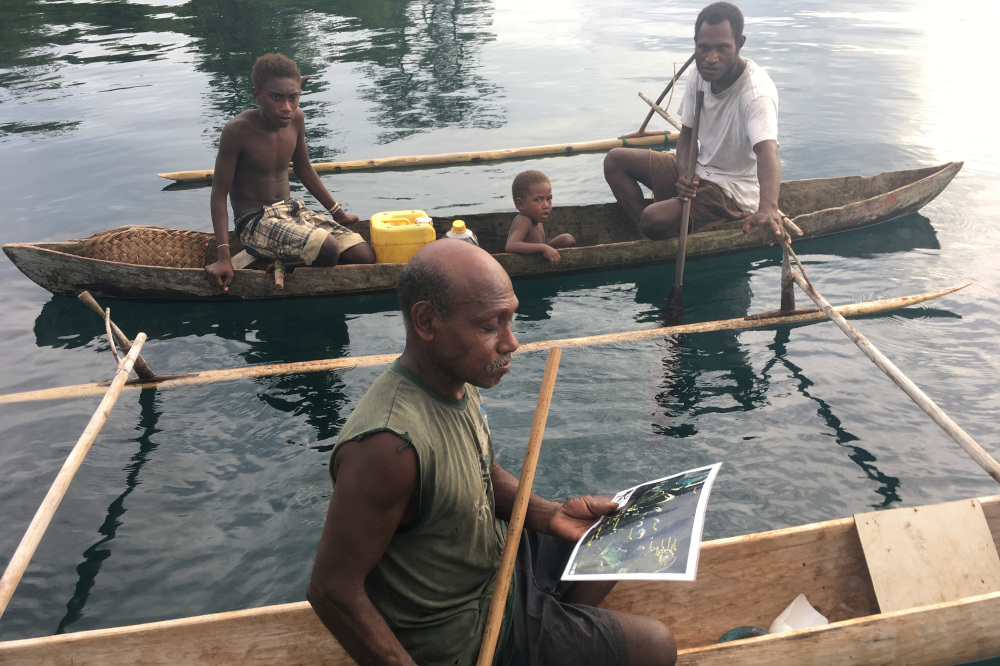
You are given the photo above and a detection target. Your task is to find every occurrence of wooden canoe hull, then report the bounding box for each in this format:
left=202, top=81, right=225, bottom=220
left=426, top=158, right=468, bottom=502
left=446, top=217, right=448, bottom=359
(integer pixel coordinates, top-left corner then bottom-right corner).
left=3, top=163, right=962, bottom=302
left=1, top=493, right=997, bottom=665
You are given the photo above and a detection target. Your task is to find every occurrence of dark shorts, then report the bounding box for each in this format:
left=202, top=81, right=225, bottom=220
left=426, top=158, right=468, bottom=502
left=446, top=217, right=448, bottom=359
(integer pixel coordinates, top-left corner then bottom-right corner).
left=496, top=530, right=627, bottom=666
left=648, top=150, right=750, bottom=231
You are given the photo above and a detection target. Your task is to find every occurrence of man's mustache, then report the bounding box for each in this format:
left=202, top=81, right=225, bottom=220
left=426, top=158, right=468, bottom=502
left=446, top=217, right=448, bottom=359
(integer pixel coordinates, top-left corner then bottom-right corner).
left=486, top=353, right=514, bottom=373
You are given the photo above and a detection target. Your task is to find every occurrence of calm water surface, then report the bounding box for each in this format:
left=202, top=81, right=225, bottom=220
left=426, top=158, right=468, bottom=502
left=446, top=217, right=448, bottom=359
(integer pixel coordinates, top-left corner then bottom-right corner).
left=2, top=0, right=999, bottom=641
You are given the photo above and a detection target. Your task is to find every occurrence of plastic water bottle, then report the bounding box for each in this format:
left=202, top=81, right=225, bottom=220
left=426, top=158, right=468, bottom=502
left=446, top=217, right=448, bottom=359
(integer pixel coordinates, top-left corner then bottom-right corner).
left=445, top=220, right=479, bottom=246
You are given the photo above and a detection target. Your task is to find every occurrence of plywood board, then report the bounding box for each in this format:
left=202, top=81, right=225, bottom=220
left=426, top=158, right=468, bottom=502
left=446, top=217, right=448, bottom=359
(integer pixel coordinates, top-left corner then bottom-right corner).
left=855, top=498, right=1000, bottom=613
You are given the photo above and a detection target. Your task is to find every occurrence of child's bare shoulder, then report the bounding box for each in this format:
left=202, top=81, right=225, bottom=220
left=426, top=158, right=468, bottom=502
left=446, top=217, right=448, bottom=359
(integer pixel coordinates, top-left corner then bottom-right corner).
left=224, top=109, right=260, bottom=132
left=508, top=213, right=531, bottom=233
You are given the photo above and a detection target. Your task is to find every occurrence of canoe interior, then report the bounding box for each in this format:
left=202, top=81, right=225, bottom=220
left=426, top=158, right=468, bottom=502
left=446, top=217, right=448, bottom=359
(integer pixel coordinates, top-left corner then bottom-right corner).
left=12, top=163, right=956, bottom=269
left=1, top=494, right=996, bottom=665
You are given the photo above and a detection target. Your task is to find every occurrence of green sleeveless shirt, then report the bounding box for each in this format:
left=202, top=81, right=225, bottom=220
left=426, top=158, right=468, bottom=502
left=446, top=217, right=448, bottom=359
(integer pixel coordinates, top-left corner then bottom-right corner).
left=333, top=360, right=511, bottom=665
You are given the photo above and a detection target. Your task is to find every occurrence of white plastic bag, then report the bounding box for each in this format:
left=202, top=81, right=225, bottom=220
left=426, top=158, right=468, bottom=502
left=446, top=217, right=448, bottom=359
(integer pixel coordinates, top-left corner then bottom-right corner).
left=768, top=593, right=829, bottom=634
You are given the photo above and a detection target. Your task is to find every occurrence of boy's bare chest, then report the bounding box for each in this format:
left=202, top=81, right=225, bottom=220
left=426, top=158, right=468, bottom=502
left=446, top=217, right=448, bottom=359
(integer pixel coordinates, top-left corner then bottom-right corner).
left=524, top=223, right=546, bottom=243
left=240, top=126, right=297, bottom=173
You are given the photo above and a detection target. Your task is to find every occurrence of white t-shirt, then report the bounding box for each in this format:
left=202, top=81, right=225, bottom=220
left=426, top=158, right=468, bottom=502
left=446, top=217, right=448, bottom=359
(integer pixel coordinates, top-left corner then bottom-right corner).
left=678, top=58, right=778, bottom=212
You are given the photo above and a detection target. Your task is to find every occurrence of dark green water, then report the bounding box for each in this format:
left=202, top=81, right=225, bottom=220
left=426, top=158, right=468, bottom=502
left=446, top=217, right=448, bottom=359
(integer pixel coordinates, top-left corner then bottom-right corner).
left=2, top=0, right=999, bottom=645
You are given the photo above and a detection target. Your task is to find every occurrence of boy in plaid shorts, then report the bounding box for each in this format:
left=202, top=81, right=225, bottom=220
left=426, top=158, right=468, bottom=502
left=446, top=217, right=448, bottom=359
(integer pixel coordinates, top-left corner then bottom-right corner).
left=205, top=53, right=375, bottom=291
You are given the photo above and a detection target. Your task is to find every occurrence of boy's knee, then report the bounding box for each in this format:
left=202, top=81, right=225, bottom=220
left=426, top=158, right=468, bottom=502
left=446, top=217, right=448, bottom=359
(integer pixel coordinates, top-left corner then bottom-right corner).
left=341, top=242, right=376, bottom=265
left=313, top=236, right=342, bottom=266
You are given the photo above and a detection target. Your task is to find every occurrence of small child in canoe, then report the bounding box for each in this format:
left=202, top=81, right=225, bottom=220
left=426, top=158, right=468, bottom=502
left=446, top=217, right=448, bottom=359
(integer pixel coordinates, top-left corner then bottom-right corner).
left=204, top=53, right=375, bottom=291
left=505, top=170, right=575, bottom=265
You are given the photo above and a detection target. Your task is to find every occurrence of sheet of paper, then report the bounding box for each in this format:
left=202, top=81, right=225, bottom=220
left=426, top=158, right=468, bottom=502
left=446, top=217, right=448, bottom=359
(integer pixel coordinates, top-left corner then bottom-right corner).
left=561, top=462, right=721, bottom=581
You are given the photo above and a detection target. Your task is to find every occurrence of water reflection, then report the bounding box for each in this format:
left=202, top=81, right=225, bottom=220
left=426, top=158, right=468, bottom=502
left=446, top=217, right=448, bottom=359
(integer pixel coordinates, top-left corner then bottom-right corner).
left=1, top=0, right=503, bottom=145
left=763, top=328, right=902, bottom=509
left=31, top=294, right=396, bottom=442
left=637, top=258, right=767, bottom=436
left=32, top=293, right=397, bottom=353
left=56, top=389, right=162, bottom=634
left=352, top=0, right=503, bottom=143
left=633, top=211, right=943, bottom=440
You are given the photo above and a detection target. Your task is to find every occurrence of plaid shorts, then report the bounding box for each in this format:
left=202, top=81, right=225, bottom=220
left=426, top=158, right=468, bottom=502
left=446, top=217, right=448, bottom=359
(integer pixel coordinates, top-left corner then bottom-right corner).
left=649, top=150, right=750, bottom=231
left=234, top=199, right=364, bottom=265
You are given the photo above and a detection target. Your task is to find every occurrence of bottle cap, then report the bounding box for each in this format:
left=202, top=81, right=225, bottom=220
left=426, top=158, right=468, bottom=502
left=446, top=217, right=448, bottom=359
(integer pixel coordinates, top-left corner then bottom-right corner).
left=451, top=220, right=467, bottom=233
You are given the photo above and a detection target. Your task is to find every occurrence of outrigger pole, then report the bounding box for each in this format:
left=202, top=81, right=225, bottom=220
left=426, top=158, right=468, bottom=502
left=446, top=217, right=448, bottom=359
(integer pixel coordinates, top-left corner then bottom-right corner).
left=0, top=335, right=147, bottom=620
left=779, top=242, right=1000, bottom=484
left=0, top=284, right=971, bottom=406
left=157, top=133, right=677, bottom=183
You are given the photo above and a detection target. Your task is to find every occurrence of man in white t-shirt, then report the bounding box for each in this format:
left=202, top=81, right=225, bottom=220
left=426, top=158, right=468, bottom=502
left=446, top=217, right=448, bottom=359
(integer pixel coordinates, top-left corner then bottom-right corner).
left=604, top=2, right=786, bottom=244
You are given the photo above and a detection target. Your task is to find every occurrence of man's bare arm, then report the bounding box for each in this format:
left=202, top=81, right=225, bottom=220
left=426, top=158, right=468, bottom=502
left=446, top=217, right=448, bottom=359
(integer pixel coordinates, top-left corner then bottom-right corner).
left=490, top=462, right=616, bottom=542
left=291, top=118, right=359, bottom=225
left=742, top=139, right=785, bottom=245
left=307, top=432, right=419, bottom=666
left=205, top=121, right=241, bottom=289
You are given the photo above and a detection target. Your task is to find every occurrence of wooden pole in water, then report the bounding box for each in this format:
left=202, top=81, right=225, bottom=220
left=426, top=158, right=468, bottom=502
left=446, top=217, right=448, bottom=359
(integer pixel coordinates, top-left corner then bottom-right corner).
left=78, top=291, right=155, bottom=380
left=780, top=246, right=796, bottom=311
left=672, top=89, right=705, bottom=293
left=477, top=347, right=562, bottom=666
left=0, top=284, right=970, bottom=405
left=782, top=248, right=1000, bottom=483
left=0, top=334, right=147, bottom=620
left=156, top=133, right=676, bottom=183
left=636, top=53, right=696, bottom=135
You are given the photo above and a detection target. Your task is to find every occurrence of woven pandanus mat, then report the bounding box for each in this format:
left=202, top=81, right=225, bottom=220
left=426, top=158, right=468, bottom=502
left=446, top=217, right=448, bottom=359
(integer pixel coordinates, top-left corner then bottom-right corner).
left=78, top=226, right=212, bottom=268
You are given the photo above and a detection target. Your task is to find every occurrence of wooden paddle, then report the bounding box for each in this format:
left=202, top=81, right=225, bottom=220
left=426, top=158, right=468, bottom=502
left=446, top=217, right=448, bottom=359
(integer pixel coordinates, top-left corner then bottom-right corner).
left=477, top=347, right=562, bottom=666
left=668, top=89, right=705, bottom=314
left=779, top=242, right=1000, bottom=484
left=0, top=334, right=147, bottom=620
left=0, top=283, right=970, bottom=405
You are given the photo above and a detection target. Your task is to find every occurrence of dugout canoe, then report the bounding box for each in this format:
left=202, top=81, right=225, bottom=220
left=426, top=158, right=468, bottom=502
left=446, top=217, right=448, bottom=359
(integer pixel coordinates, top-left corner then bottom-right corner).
left=1, top=494, right=997, bottom=665
left=3, top=162, right=962, bottom=302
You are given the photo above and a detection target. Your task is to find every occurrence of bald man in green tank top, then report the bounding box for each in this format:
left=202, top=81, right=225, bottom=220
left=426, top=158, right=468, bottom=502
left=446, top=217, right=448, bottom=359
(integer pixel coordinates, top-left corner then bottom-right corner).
left=308, top=240, right=676, bottom=666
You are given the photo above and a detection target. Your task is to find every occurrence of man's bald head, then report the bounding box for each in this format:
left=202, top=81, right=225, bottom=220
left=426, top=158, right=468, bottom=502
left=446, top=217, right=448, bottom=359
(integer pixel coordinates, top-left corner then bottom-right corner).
left=397, top=239, right=511, bottom=329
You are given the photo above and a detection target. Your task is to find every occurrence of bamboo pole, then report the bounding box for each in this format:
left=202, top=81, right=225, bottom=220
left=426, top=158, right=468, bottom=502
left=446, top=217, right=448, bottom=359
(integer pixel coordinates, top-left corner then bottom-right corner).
left=636, top=53, right=696, bottom=135
left=782, top=252, right=999, bottom=483
left=78, top=291, right=155, bottom=380
left=156, top=133, right=677, bottom=183
left=477, top=347, right=562, bottom=666
left=0, top=334, right=147, bottom=620
left=0, top=284, right=970, bottom=405
left=672, top=89, right=704, bottom=293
